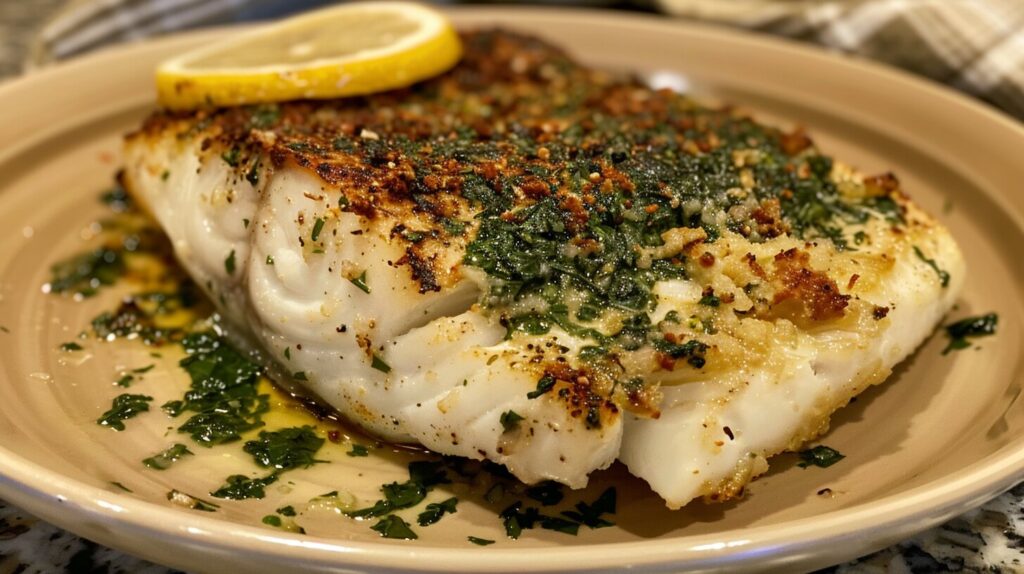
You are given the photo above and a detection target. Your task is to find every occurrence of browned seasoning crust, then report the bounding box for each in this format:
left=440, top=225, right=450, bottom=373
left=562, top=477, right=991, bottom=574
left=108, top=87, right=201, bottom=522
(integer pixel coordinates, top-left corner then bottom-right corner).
left=125, top=29, right=930, bottom=438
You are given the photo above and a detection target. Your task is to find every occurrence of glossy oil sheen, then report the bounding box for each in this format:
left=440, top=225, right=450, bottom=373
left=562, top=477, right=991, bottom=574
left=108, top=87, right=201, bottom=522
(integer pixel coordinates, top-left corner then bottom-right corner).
left=0, top=7, right=1021, bottom=573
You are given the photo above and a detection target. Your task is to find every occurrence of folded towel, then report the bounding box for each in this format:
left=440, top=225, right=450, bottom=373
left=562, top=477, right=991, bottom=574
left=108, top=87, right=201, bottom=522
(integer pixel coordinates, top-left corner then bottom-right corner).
left=658, top=0, right=1024, bottom=119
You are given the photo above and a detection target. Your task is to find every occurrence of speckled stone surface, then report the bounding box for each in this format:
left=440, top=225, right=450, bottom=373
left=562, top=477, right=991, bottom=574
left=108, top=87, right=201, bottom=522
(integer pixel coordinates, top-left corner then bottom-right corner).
left=1, top=2, right=1023, bottom=573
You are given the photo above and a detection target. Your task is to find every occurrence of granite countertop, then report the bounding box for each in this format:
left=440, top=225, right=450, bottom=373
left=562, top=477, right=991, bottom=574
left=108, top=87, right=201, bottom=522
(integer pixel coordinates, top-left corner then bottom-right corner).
left=0, top=2, right=1022, bottom=572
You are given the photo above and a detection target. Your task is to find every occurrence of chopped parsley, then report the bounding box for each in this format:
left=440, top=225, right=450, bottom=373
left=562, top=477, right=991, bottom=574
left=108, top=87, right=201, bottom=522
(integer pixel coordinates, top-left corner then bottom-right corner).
left=560, top=487, right=616, bottom=528
left=371, top=515, right=417, bottom=540
left=370, top=354, right=391, bottom=373
left=243, top=426, right=325, bottom=471
left=224, top=249, right=236, bottom=275
left=347, top=444, right=370, bottom=457
left=346, top=461, right=450, bottom=520
left=527, top=374, right=556, bottom=399
left=115, top=374, right=134, bottom=387
left=943, top=313, right=998, bottom=354
left=797, top=445, right=845, bottom=468
left=48, top=247, right=124, bottom=298
left=245, top=162, right=260, bottom=186
left=276, top=505, right=297, bottom=517
left=350, top=271, right=370, bottom=294
left=468, top=536, right=495, bottom=546
left=499, top=487, right=617, bottom=539
left=262, top=515, right=282, bottom=527
left=913, top=246, right=950, bottom=288
left=249, top=105, right=280, bottom=129
left=221, top=147, right=241, bottom=167
left=311, top=218, right=325, bottom=242
left=211, top=474, right=279, bottom=500
left=539, top=516, right=579, bottom=535
left=698, top=294, right=721, bottom=307
left=167, top=331, right=268, bottom=446
left=417, top=497, right=458, bottom=526
left=210, top=427, right=325, bottom=500
left=499, top=410, right=524, bottom=432
left=110, top=481, right=133, bottom=493
left=143, top=443, right=193, bottom=470
left=652, top=338, right=708, bottom=369
left=97, top=394, right=153, bottom=431
left=60, top=342, right=83, bottom=351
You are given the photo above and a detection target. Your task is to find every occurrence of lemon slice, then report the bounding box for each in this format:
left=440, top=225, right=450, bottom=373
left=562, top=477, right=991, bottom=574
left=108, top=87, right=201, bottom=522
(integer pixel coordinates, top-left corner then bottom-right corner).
left=156, top=2, right=462, bottom=110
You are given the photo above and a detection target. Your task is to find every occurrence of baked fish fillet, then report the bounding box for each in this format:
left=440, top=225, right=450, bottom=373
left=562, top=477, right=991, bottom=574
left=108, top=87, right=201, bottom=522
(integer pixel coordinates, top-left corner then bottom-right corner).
left=123, top=30, right=964, bottom=508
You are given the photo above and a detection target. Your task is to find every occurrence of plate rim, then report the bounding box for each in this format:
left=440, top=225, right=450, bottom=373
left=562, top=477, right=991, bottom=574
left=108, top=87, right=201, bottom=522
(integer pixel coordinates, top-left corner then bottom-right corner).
left=1, top=6, right=1023, bottom=572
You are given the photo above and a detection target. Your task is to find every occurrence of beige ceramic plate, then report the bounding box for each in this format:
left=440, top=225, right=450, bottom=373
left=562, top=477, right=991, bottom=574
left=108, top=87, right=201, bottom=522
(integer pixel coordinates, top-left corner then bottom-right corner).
left=0, top=7, right=1022, bottom=573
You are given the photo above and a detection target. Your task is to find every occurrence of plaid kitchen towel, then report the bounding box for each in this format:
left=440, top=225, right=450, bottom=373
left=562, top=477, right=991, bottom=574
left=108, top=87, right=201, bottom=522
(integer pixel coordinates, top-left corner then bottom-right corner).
left=657, top=0, right=1024, bottom=120
left=23, top=0, right=1024, bottom=120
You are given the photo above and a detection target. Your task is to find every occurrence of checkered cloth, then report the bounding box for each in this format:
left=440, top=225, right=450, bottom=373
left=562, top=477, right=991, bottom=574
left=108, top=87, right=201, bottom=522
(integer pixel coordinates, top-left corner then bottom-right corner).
left=25, top=0, right=1024, bottom=120
left=657, top=0, right=1024, bottom=120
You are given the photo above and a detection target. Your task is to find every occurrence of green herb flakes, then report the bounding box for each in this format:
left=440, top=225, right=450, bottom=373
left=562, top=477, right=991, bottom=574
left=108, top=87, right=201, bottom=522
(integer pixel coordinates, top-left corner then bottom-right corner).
left=371, top=515, right=417, bottom=540
left=527, top=374, right=556, bottom=399
left=943, top=313, right=998, bottom=354
left=211, top=474, right=278, bottom=500
left=912, top=246, right=950, bottom=288
left=171, top=331, right=268, bottom=446
left=221, top=147, right=241, bottom=167
left=347, top=444, right=370, bottom=457
left=262, top=515, right=282, bottom=527
left=110, top=481, right=133, bottom=493
left=224, top=249, right=236, bottom=275
left=143, top=443, right=193, bottom=470
left=346, top=461, right=449, bottom=520
left=97, top=394, right=153, bottom=431
left=499, top=410, right=524, bottom=432
left=797, top=445, right=845, bottom=468
left=539, top=516, right=579, bottom=536
left=417, top=497, right=458, bottom=526
left=243, top=426, right=325, bottom=471
left=560, top=487, right=616, bottom=528
left=48, top=247, right=124, bottom=298
left=311, top=217, right=325, bottom=242
left=698, top=294, right=721, bottom=307
left=370, top=354, right=391, bottom=373
left=468, top=536, right=495, bottom=546
left=60, top=342, right=83, bottom=351
left=350, top=271, right=370, bottom=294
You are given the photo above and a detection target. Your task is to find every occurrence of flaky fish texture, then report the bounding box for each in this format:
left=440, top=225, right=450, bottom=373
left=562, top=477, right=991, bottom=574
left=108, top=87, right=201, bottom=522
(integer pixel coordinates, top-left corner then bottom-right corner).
left=123, top=30, right=964, bottom=508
